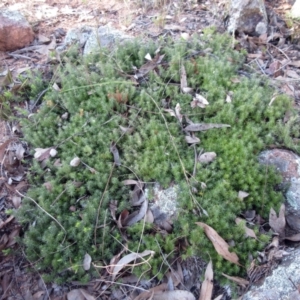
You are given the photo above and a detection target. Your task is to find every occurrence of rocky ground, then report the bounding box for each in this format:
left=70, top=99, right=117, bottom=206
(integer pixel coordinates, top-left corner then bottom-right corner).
left=1, top=0, right=300, bottom=299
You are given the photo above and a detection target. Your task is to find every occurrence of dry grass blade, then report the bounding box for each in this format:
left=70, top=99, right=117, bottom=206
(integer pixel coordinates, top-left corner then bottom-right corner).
left=196, top=222, right=240, bottom=265
left=199, top=260, right=213, bottom=300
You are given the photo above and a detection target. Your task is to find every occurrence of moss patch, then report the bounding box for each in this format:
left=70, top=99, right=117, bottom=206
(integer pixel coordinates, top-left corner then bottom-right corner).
left=16, top=31, right=296, bottom=283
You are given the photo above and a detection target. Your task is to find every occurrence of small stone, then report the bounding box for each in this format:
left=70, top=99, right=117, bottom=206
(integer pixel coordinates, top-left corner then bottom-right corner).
left=70, top=157, right=81, bottom=167
left=49, top=149, right=57, bottom=157
left=227, top=0, right=268, bottom=35
left=0, top=9, right=34, bottom=51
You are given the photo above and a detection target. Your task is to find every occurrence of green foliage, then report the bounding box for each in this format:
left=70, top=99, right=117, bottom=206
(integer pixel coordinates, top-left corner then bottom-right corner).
left=16, top=30, right=296, bottom=283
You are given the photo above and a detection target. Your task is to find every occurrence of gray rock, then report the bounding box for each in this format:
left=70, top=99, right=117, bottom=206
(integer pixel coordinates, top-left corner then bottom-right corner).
left=0, top=9, right=34, bottom=51
left=291, top=0, right=300, bottom=18
left=56, top=26, right=93, bottom=53
left=243, top=247, right=300, bottom=300
left=227, top=0, right=268, bottom=35
left=259, top=149, right=300, bottom=231
left=83, top=25, right=131, bottom=55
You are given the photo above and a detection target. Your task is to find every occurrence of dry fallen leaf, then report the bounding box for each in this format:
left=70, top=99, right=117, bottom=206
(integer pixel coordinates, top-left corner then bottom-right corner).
left=112, top=250, right=155, bottom=280
left=145, top=53, right=152, bottom=61
left=268, top=60, right=281, bottom=77
left=7, top=227, right=20, bottom=247
left=238, top=191, right=249, bottom=200
left=130, top=183, right=145, bottom=206
left=52, top=82, right=61, bottom=91
left=130, top=192, right=146, bottom=206
left=110, top=142, right=121, bottom=166
left=34, top=147, right=54, bottom=162
left=123, top=199, right=148, bottom=226
left=133, top=283, right=168, bottom=300
left=225, top=94, right=232, bottom=103
left=175, top=103, right=182, bottom=123
left=285, top=233, right=300, bottom=242
left=286, top=69, right=300, bottom=79
left=0, top=139, right=16, bottom=161
left=191, top=94, right=209, bottom=108
left=145, top=209, right=154, bottom=223
left=269, top=204, right=286, bottom=236
left=222, top=273, right=249, bottom=288
left=43, top=182, right=53, bottom=191
left=11, top=195, right=21, bottom=208
left=180, top=64, right=188, bottom=92
left=67, top=289, right=95, bottom=300
left=281, top=83, right=295, bottom=96
left=289, top=60, right=300, bottom=68
left=185, top=135, right=200, bottom=144
left=108, top=247, right=126, bottom=274
left=199, top=260, right=213, bottom=300
left=83, top=253, right=92, bottom=271
left=152, top=290, right=195, bottom=300
left=181, top=32, right=190, bottom=40
left=117, top=210, right=129, bottom=228
left=198, top=152, right=217, bottom=164
left=184, top=123, right=231, bottom=132
left=119, top=126, right=134, bottom=134
left=15, top=143, right=25, bottom=160
left=180, top=64, right=193, bottom=93
left=135, top=54, right=165, bottom=79
left=164, top=24, right=186, bottom=31
left=235, top=218, right=257, bottom=240
left=164, top=108, right=176, bottom=117
left=123, top=179, right=143, bottom=187
left=196, top=222, right=240, bottom=265
left=33, top=291, right=45, bottom=299
left=0, top=215, right=14, bottom=229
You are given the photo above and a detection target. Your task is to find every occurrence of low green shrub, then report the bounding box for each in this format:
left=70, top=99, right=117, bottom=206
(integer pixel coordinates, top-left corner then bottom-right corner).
left=16, top=31, right=296, bottom=283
